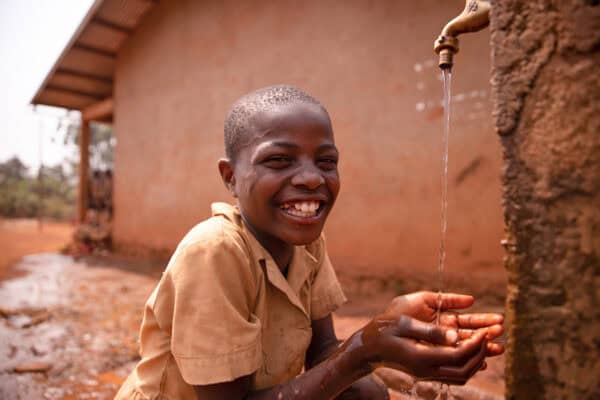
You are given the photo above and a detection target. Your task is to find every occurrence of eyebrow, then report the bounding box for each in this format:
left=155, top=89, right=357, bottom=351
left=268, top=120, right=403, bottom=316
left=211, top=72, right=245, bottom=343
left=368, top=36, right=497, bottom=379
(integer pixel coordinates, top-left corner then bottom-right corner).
left=258, top=140, right=338, bottom=153
left=251, top=140, right=338, bottom=163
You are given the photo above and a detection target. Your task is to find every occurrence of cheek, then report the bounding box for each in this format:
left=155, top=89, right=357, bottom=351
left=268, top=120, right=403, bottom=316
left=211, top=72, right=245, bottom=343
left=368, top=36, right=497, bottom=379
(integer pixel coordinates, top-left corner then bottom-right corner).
left=235, top=170, right=257, bottom=198
left=255, top=171, right=286, bottom=193
left=327, top=172, right=341, bottom=200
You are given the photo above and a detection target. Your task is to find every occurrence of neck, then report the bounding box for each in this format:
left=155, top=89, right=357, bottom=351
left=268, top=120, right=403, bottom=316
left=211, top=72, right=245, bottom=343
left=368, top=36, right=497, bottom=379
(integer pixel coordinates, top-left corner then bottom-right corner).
left=241, top=213, right=294, bottom=272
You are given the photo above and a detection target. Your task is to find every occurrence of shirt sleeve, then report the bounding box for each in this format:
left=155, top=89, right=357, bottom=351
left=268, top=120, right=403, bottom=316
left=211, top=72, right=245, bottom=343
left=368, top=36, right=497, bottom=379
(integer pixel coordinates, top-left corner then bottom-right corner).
left=151, top=229, right=262, bottom=386
left=310, top=236, right=347, bottom=320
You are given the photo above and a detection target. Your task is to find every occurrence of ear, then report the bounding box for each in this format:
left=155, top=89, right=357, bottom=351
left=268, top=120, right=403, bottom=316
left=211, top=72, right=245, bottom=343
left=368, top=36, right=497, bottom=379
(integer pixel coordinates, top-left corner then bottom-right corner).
left=218, top=158, right=237, bottom=197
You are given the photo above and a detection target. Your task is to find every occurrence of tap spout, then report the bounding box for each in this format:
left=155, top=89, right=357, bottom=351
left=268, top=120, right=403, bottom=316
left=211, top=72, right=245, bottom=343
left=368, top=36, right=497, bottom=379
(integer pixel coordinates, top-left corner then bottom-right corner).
left=434, top=0, right=491, bottom=70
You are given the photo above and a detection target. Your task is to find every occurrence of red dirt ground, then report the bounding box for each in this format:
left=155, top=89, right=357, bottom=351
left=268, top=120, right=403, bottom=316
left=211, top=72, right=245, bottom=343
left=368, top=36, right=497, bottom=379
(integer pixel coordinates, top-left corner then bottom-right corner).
left=0, top=219, right=74, bottom=280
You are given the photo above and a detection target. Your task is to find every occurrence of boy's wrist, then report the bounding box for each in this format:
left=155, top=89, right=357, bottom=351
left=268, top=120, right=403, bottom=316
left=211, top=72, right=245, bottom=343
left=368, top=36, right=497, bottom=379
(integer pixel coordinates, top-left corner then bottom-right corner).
left=334, top=331, right=377, bottom=381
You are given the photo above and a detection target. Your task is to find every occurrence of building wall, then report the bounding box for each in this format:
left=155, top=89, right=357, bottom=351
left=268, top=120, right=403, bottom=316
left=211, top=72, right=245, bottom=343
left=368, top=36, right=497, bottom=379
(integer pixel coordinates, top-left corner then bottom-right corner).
left=113, top=0, right=504, bottom=280
left=491, top=1, right=600, bottom=398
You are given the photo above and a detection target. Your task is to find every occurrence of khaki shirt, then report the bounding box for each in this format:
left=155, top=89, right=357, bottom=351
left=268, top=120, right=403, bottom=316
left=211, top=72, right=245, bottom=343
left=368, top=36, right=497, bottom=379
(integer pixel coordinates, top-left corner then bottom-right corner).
left=115, top=203, right=346, bottom=399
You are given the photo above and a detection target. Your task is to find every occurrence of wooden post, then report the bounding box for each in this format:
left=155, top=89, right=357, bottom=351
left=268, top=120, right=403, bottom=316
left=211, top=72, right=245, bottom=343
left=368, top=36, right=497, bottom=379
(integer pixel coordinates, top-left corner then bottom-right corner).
left=78, top=119, right=90, bottom=223
left=82, top=98, right=113, bottom=121
left=77, top=98, right=113, bottom=224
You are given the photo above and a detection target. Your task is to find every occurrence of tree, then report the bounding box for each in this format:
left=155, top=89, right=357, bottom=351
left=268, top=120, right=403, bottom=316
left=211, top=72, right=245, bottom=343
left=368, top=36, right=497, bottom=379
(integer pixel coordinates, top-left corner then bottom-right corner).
left=0, top=156, right=29, bottom=184
left=59, top=112, right=115, bottom=172
left=0, top=156, right=75, bottom=220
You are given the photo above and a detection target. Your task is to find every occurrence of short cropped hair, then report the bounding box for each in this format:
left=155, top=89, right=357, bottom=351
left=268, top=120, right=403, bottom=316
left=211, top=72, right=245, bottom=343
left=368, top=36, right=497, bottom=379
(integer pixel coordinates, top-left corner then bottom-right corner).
left=224, top=85, right=328, bottom=161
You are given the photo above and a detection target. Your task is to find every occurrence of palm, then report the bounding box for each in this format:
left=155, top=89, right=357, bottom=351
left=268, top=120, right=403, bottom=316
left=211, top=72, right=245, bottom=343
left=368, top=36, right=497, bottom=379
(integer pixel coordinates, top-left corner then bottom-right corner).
left=382, top=291, right=504, bottom=345
left=383, top=291, right=461, bottom=322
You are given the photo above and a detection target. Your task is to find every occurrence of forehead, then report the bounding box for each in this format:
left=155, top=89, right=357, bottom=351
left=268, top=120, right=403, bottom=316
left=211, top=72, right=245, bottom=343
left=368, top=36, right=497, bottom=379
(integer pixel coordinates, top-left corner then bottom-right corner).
left=247, top=103, right=333, bottom=144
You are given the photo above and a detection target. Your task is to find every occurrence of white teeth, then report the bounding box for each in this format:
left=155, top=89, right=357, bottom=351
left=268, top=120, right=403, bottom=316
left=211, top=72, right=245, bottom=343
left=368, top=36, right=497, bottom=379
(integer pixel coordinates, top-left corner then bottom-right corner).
left=280, top=201, right=321, bottom=217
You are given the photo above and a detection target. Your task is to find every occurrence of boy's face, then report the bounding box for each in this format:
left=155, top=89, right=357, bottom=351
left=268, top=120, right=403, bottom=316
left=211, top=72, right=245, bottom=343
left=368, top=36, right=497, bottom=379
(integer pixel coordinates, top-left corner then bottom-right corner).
left=223, top=103, right=340, bottom=248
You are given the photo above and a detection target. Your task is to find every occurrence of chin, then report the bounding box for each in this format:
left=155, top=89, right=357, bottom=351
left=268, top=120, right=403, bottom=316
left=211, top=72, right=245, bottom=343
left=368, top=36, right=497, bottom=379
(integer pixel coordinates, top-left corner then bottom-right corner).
left=281, top=228, right=323, bottom=246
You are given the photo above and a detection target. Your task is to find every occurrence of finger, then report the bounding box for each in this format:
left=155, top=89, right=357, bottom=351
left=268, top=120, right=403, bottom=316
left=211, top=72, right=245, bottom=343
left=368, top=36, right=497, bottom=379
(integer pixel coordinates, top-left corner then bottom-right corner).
left=412, top=330, right=487, bottom=366
left=394, top=317, right=459, bottom=346
left=457, top=313, right=504, bottom=329
left=439, top=312, right=459, bottom=328
left=458, top=329, right=475, bottom=340
left=456, top=330, right=504, bottom=357
left=486, top=324, right=504, bottom=340
left=437, top=337, right=488, bottom=384
left=424, top=292, right=474, bottom=311
left=480, top=361, right=488, bottom=371
left=458, top=325, right=503, bottom=341
left=486, top=342, right=504, bottom=357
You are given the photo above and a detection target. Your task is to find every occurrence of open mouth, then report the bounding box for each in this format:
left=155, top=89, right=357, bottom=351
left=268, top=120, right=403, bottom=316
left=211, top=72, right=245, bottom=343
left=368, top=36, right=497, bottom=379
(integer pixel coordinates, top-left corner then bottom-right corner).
left=279, top=200, right=324, bottom=219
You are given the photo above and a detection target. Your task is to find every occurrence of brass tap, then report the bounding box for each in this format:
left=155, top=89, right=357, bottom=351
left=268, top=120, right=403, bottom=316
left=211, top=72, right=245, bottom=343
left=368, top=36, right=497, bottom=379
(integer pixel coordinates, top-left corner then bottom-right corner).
left=434, top=0, right=491, bottom=70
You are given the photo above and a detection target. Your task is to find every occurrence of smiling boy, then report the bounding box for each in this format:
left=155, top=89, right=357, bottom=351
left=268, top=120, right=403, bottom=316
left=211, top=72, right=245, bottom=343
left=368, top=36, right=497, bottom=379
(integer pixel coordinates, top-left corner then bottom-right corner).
left=115, top=85, right=503, bottom=400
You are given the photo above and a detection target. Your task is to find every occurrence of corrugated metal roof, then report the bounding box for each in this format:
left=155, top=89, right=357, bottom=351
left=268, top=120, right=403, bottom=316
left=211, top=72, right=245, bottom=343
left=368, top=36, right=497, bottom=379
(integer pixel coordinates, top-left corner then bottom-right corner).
left=31, top=0, right=156, bottom=112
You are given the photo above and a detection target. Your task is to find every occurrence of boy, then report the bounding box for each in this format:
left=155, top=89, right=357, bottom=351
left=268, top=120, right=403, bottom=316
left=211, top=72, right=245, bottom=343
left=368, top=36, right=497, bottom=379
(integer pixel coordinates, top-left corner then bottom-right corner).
left=115, top=85, right=503, bottom=400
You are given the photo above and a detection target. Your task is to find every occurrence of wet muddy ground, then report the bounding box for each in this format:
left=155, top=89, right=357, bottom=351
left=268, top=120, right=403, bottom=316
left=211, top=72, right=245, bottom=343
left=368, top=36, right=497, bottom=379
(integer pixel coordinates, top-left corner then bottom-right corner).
left=0, top=251, right=504, bottom=399
left=0, top=254, right=155, bottom=399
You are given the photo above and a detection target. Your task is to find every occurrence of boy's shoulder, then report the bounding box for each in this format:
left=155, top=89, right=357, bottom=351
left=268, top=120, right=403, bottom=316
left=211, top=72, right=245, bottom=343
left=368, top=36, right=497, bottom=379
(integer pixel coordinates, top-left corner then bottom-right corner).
left=177, top=204, right=247, bottom=255
left=164, top=204, right=253, bottom=281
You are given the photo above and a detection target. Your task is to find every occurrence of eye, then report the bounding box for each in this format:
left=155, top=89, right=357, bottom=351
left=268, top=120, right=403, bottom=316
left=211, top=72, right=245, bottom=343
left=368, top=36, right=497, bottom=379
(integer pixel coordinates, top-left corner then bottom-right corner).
left=317, top=157, right=338, bottom=170
left=263, top=156, right=293, bottom=169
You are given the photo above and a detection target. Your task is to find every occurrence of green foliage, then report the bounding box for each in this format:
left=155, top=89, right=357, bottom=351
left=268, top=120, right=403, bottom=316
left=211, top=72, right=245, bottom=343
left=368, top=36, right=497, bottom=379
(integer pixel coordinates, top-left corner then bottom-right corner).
left=0, top=156, right=75, bottom=220
left=1, top=113, right=114, bottom=221
left=0, top=156, right=29, bottom=182
left=61, top=117, right=114, bottom=172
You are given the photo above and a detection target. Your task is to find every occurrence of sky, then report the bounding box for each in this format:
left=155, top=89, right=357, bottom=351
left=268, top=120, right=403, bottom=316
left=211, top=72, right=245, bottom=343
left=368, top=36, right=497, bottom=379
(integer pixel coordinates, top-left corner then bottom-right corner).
left=0, top=0, right=95, bottom=173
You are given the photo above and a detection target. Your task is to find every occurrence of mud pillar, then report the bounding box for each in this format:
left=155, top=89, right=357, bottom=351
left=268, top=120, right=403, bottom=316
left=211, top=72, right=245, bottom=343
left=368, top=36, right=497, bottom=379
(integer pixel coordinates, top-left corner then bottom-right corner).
left=78, top=119, right=90, bottom=223
left=490, top=1, right=600, bottom=399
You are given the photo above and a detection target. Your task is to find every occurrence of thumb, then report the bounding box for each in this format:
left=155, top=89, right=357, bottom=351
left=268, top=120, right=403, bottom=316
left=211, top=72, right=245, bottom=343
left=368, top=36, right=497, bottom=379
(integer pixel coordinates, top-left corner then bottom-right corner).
left=395, top=317, right=458, bottom=346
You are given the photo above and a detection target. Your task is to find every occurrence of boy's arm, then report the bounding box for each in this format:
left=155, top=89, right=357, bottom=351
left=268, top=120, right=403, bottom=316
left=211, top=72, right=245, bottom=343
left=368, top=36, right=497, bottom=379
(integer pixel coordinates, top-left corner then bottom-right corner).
left=193, top=316, right=370, bottom=400
left=306, top=314, right=390, bottom=400
left=194, top=329, right=370, bottom=400
left=305, top=314, right=341, bottom=368
left=194, top=314, right=489, bottom=400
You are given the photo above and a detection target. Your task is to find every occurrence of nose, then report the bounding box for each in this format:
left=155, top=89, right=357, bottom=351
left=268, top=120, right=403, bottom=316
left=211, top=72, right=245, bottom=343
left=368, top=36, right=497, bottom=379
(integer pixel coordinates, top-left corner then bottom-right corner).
left=290, top=163, right=325, bottom=190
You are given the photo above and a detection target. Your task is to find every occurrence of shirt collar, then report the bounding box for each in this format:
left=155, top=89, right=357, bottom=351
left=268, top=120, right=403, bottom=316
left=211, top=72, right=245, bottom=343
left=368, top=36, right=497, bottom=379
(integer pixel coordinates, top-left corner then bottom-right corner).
left=211, top=202, right=316, bottom=317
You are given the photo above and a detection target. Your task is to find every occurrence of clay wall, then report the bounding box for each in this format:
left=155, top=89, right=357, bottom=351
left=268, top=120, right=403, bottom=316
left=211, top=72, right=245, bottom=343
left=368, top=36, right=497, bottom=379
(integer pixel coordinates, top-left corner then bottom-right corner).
left=113, top=0, right=504, bottom=281
left=490, top=1, right=600, bottom=398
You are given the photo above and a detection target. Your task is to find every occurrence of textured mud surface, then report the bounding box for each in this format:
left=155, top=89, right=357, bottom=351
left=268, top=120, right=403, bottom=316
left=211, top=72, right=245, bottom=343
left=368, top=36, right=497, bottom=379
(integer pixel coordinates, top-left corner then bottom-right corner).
left=0, top=254, right=154, bottom=399
left=491, top=1, right=600, bottom=398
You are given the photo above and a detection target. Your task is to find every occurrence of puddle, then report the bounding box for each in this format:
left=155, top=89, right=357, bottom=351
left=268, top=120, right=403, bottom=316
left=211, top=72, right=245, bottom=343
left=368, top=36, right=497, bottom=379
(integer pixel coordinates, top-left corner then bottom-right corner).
left=1, top=254, right=71, bottom=310
left=0, top=253, right=157, bottom=399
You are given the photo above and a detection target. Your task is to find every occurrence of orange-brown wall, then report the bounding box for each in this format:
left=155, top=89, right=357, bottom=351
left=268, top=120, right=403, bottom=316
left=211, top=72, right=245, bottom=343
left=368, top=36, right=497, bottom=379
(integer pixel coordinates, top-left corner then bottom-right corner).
left=113, top=0, right=503, bottom=279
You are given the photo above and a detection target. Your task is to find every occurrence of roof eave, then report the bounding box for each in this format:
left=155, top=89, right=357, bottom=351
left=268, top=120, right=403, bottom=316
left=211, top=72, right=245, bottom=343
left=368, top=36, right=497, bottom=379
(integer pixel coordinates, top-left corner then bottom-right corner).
left=30, top=0, right=107, bottom=108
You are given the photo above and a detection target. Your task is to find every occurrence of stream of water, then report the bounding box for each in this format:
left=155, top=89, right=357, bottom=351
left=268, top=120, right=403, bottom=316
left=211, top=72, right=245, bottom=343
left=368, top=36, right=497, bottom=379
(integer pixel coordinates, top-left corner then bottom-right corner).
left=436, top=67, right=452, bottom=324
left=411, top=68, right=453, bottom=400
left=435, top=66, right=453, bottom=400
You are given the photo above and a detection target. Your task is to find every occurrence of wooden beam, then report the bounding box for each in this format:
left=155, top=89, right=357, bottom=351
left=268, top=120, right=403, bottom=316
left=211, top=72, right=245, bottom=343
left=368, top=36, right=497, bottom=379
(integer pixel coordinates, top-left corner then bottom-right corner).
left=55, top=67, right=113, bottom=84
left=46, top=84, right=104, bottom=100
left=78, top=121, right=90, bottom=223
left=73, top=43, right=117, bottom=59
left=91, top=16, right=133, bottom=34
left=82, top=98, right=114, bottom=121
